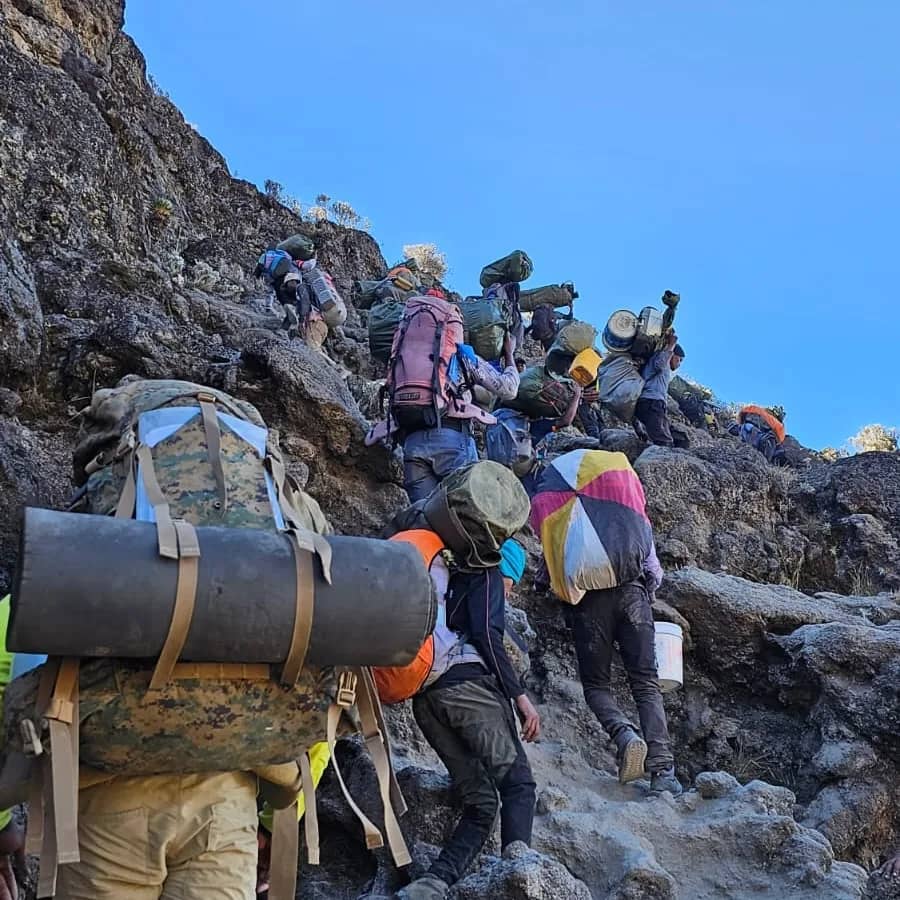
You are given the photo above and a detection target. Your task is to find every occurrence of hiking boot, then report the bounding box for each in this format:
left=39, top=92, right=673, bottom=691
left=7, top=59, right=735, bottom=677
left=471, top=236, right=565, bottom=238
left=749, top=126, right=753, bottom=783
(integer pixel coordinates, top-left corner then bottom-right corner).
left=394, top=875, right=450, bottom=899
left=616, top=732, right=648, bottom=785
left=650, top=766, right=683, bottom=796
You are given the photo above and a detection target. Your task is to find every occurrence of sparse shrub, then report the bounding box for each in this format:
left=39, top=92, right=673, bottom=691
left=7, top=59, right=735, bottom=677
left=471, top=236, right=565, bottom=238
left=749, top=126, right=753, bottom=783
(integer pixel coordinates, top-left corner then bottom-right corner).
left=402, top=243, right=449, bottom=281
left=149, top=197, right=174, bottom=229
left=848, top=561, right=877, bottom=596
left=264, top=180, right=284, bottom=203
left=849, top=424, right=898, bottom=454
left=820, top=447, right=849, bottom=462
left=148, top=73, right=170, bottom=100
left=262, top=185, right=369, bottom=229
left=330, top=200, right=361, bottom=228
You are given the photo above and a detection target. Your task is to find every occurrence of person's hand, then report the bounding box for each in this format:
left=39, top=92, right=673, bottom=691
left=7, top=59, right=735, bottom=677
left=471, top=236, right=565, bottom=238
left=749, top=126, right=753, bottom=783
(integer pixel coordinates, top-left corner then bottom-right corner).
left=515, top=694, right=541, bottom=742
left=665, top=332, right=678, bottom=350
left=503, top=333, right=515, bottom=366
left=583, top=387, right=599, bottom=404
left=879, top=853, right=900, bottom=879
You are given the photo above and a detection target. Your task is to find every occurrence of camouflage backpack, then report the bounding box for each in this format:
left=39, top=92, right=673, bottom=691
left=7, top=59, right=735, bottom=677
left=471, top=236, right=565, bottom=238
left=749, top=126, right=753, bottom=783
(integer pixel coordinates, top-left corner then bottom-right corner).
left=16, top=378, right=410, bottom=899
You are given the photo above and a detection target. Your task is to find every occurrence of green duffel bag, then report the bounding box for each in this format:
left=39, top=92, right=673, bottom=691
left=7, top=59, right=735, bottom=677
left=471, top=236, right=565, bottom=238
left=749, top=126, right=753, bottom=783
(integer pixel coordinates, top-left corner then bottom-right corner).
left=462, top=297, right=507, bottom=361
left=545, top=321, right=598, bottom=376
left=356, top=279, right=383, bottom=309
left=478, top=250, right=534, bottom=289
left=505, top=365, right=577, bottom=420
left=519, top=283, right=575, bottom=313
left=368, top=298, right=405, bottom=363
left=423, top=461, right=530, bottom=569
left=551, top=320, right=597, bottom=356
left=277, top=233, right=317, bottom=261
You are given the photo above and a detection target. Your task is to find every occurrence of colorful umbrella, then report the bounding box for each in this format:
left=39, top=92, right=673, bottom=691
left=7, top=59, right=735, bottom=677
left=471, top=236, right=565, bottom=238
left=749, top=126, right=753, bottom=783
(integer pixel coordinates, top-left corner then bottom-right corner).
left=530, top=449, right=653, bottom=604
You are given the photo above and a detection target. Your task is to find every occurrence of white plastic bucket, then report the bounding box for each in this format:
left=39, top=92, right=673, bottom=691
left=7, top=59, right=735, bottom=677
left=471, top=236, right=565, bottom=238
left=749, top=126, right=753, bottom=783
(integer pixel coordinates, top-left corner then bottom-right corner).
left=654, top=622, right=683, bottom=693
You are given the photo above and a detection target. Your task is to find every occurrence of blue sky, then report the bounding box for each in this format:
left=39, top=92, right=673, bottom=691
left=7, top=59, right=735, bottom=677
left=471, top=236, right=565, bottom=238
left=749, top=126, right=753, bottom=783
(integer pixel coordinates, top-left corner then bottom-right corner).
left=125, top=1, right=899, bottom=450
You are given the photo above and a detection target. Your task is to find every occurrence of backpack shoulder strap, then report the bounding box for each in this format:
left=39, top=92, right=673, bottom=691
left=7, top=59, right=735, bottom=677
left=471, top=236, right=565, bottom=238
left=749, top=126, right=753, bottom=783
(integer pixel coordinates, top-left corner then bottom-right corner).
left=268, top=802, right=300, bottom=900
left=30, top=657, right=81, bottom=898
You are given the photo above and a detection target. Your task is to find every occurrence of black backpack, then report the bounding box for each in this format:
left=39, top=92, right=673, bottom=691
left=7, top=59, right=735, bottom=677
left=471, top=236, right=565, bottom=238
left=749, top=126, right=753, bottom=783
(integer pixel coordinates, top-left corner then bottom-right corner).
left=530, top=306, right=559, bottom=349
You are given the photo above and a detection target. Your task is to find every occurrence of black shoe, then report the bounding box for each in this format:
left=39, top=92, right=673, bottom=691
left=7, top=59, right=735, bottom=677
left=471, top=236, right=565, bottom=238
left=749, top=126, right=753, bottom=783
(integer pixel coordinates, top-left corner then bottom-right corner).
left=650, top=766, right=683, bottom=796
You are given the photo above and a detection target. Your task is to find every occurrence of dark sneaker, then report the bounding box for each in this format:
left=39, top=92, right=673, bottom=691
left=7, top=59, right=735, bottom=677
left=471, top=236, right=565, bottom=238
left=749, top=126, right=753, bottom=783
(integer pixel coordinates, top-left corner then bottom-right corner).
left=617, top=733, right=648, bottom=784
left=395, top=875, right=450, bottom=899
left=650, top=766, right=683, bottom=796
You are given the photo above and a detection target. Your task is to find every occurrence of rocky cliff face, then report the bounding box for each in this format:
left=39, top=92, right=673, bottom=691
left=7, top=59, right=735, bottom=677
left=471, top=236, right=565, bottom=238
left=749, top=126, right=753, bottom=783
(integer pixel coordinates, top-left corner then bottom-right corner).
left=2, top=2, right=900, bottom=898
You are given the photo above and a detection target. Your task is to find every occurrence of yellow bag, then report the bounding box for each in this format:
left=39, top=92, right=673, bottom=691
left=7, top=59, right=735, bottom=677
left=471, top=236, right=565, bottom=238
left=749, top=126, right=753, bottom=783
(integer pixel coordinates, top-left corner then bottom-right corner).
left=569, top=348, right=602, bottom=387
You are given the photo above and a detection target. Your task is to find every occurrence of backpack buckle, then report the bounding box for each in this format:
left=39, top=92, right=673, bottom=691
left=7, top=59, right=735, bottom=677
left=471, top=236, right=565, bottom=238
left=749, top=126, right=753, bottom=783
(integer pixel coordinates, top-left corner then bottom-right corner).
left=20, top=720, right=43, bottom=758
left=337, top=671, right=358, bottom=708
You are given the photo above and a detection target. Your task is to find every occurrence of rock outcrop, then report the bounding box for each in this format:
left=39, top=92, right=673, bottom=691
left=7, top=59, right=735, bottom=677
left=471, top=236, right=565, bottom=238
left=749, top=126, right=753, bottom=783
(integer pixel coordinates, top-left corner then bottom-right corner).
left=0, top=0, right=400, bottom=590
left=637, top=444, right=900, bottom=595
left=2, top=1, right=900, bottom=898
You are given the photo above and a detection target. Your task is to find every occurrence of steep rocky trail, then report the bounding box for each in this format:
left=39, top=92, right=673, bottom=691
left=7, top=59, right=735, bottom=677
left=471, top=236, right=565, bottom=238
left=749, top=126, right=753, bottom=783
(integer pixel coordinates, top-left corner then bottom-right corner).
left=2, top=1, right=900, bottom=898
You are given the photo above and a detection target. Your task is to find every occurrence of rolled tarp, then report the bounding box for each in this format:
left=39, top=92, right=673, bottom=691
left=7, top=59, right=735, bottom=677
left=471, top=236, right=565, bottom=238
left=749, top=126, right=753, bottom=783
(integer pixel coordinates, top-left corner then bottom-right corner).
left=519, top=283, right=574, bottom=312
left=10, top=508, right=436, bottom=668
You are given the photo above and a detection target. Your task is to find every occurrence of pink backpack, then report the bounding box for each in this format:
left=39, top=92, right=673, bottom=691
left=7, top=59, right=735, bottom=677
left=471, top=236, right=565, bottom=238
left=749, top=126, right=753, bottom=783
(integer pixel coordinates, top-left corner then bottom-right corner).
left=386, top=295, right=494, bottom=434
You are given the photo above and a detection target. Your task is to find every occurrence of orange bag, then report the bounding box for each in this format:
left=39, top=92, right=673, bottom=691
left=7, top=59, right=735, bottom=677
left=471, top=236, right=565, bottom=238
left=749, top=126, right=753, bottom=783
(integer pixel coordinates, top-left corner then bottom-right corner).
left=372, top=530, right=443, bottom=703
left=739, top=405, right=785, bottom=444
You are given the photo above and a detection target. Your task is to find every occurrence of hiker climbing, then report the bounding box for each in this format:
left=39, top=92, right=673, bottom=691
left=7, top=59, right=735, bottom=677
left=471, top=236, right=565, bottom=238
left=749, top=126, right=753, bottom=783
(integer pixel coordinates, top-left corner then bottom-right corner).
left=531, top=449, right=681, bottom=795
left=378, top=466, right=538, bottom=900
left=729, top=404, right=788, bottom=465
left=477, top=250, right=534, bottom=351
left=255, top=233, right=347, bottom=349
left=507, top=319, right=599, bottom=444
left=366, top=292, right=519, bottom=502
left=634, top=333, right=685, bottom=447
left=357, top=257, right=427, bottom=311
left=522, top=284, right=577, bottom=352
left=668, top=375, right=719, bottom=434
left=528, top=304, right=561, bottom=351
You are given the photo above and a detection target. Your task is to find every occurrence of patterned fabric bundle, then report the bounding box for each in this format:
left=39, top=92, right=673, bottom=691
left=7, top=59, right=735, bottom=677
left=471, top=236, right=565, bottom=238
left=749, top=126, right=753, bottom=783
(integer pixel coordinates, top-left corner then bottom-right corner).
left=530, top=449, right=653, bottom=604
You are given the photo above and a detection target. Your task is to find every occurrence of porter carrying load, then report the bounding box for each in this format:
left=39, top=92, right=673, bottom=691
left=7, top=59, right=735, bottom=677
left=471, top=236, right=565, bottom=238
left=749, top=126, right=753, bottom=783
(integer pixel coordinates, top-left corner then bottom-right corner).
left=601, top=291, right=680, bottom=359
left=5, top=378, right=416, bottom=896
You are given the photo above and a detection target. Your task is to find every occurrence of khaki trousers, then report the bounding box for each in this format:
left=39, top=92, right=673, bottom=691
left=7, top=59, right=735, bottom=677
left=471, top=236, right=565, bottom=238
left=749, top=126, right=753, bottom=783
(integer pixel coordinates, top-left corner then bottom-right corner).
left=55, top=772, right=258, bottom=900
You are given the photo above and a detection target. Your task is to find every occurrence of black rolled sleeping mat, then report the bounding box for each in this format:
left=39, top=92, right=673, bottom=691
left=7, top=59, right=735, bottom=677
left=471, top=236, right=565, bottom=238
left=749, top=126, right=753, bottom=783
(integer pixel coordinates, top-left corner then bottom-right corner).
left=10, top=507, right=436, bottom=668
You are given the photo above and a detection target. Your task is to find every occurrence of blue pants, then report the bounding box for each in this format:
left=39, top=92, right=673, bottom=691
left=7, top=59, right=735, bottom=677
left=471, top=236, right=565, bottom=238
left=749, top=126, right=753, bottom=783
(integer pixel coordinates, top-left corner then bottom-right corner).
left=402, top=427, right=477, bottom=503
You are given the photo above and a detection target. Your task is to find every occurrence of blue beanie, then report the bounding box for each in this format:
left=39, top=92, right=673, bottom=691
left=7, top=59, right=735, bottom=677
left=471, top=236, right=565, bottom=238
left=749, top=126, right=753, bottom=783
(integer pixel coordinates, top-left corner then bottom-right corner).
left=499, top=539, right=526, bottom=584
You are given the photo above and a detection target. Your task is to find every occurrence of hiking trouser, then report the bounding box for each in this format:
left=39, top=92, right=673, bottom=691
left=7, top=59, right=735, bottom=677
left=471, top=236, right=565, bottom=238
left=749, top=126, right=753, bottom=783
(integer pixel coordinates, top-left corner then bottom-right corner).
left=412, top=677, right=536, bottom=886
left=55, top=772, right=258, bottom=900
left=529, top=418, right=554, bottom=444
left=402, top=426, right=477, bottom=503
left=634, top=398, right=673, bottom=447
left=570, top=583, right=674, bottom=772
